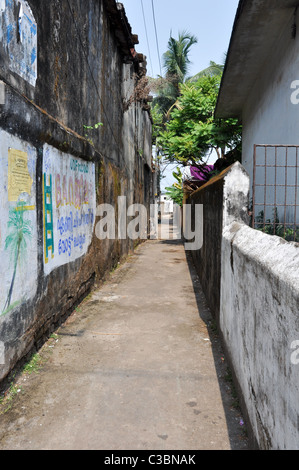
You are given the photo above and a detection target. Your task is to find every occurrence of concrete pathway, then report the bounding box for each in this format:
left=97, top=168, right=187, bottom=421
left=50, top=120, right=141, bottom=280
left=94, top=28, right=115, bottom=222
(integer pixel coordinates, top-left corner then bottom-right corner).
left=0, top=237, right=249, bottom=450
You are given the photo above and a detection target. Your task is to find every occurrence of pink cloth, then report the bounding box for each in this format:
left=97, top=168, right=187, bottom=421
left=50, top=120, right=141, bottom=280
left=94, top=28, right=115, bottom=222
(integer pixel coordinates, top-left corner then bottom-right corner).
left=190, top=165, right=214, bottom=181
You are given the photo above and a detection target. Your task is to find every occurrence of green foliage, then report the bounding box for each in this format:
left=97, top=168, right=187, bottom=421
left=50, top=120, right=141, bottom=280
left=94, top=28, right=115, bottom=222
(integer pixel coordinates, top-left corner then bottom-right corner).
left=83, top=122, right=103, bottom=146
left=22, top=353, right=44, bottom=375
left=163, top=31, right=198, bottom=90
left=151, top=103, right=164, bottom=146
left=150, top=32, right=241, bottom=186
left=255, top=208, right=299, bottom=242
left=152, top=31, right=198, bottom=118
left=157, top=75, right=242, bottom=166
left=188, top=61, right=224, bottom=82
left=0, top=380, right=23, bottom=414
left=164, top=185, right=183, bottom=207
left=152, top=79, right=178, bottom=120
left=165, top=167, right=184, bottom=207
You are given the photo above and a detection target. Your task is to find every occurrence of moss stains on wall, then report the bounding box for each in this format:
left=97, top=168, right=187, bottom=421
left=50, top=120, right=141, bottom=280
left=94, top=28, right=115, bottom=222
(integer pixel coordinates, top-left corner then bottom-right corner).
left=0, top=0, right=153, bottom=386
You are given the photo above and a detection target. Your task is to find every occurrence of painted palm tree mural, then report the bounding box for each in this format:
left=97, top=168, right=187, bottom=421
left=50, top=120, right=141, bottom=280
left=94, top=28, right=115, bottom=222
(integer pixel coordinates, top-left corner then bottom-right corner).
left=2, top=201, right=33, bottom=315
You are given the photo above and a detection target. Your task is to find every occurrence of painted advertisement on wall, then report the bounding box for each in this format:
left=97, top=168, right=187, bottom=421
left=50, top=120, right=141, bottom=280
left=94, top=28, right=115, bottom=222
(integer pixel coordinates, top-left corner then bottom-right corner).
left=0, top=129, right=38, bottom=317
left=42, top=144, right=96, bottom=276
left=0, top=0, right=37, bottom=86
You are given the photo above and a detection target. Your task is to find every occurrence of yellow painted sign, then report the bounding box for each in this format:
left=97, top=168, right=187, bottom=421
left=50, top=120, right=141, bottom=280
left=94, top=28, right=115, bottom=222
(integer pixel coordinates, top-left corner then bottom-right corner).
left=8, top=148, right=33, bottom=202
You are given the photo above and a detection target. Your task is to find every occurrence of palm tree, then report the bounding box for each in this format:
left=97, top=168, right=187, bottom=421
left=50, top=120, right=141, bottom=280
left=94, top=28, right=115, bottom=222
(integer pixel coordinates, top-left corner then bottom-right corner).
left=2, top=202, right=33, bottom=314
left=163, top=30, right=198, bottom=97
left=188, top=61, right=224, bottom=82
left=188, top=52, right=227, bottom=82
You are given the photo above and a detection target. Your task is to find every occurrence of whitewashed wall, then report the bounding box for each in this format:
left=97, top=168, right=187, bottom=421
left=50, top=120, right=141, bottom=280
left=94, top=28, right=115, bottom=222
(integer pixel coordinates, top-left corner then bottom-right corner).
left=0, top=129, right=38, bottom=317
left=42, top=144, right=96, bottom=276
left=242, top=11, right=299, bottom=223
left=242, top=13, right=299, bottom=175
left=219, top=163, right=299, bottom=450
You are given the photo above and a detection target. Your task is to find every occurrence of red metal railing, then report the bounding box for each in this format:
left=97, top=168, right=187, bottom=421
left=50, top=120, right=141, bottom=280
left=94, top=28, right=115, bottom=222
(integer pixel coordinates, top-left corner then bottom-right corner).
left=252, top=144, right=299, bottom=242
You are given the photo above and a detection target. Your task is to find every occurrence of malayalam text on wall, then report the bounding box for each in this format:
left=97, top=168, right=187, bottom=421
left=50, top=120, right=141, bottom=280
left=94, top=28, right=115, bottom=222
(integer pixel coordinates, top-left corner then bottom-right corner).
left=43, top=144, right=96, bottom=276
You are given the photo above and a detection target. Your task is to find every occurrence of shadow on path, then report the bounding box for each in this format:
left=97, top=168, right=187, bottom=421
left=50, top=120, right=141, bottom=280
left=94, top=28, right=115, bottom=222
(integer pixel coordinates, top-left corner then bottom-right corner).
left=160, top=237, right=250, bottom=450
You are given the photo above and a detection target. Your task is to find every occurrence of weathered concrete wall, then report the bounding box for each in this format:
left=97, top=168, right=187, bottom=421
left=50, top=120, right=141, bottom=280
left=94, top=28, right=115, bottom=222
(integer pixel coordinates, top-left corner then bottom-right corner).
left=188, top=162, right=249, bottom=322
left=221, top=221, right=299, bottom=450
left=0, top=0, right=153, bottom=385
left=190, top=162, right=299, bottom=449
left=187, top=176, right=224, bottom=320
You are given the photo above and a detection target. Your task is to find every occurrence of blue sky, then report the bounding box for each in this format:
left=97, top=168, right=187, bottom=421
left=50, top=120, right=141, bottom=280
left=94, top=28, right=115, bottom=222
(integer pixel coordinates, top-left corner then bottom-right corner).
left=122, top=0, right=239, bottom=79
left=121, top=0, right=239, bottom=190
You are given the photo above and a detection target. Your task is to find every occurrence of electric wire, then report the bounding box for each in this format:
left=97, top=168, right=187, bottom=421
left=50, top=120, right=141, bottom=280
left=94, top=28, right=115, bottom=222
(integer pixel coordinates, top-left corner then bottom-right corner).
left=151, top=0, right=163, bottom=77
left=140, top=0, right=154, bottom=78
left=66, top=0, right=120, bottom=156
left=65, top=0, right=142, bottom=186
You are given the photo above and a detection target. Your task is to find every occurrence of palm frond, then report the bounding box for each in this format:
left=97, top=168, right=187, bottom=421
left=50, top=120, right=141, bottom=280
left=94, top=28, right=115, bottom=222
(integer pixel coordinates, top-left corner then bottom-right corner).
left=189, top=61, right=224, bottom=83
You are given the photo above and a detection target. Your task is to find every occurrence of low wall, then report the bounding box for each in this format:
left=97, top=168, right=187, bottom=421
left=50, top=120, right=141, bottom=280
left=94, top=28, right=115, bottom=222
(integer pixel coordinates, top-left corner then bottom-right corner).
left=189, top=162, right=299, bottom=450
left=221, top=221, right=299, bottom=450
left=188, top=162, right=249, bottom=322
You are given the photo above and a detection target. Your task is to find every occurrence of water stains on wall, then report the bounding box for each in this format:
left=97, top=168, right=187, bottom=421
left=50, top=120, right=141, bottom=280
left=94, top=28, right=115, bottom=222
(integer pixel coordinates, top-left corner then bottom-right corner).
left=0, top=0, right=153, bottom=386
left=0, top=0, right=37, bottom=86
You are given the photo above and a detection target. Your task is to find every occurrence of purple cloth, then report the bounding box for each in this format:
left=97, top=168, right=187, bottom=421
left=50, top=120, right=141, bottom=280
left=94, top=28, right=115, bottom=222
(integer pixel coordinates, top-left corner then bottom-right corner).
left=190, top=165, right=214, bottom=182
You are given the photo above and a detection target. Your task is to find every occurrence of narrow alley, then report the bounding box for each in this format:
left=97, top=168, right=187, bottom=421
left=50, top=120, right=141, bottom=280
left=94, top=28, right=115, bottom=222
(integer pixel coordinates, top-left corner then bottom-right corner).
left=2, top=0, right=299, bottom=452
left=0, top=232, right=248, bottom=450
